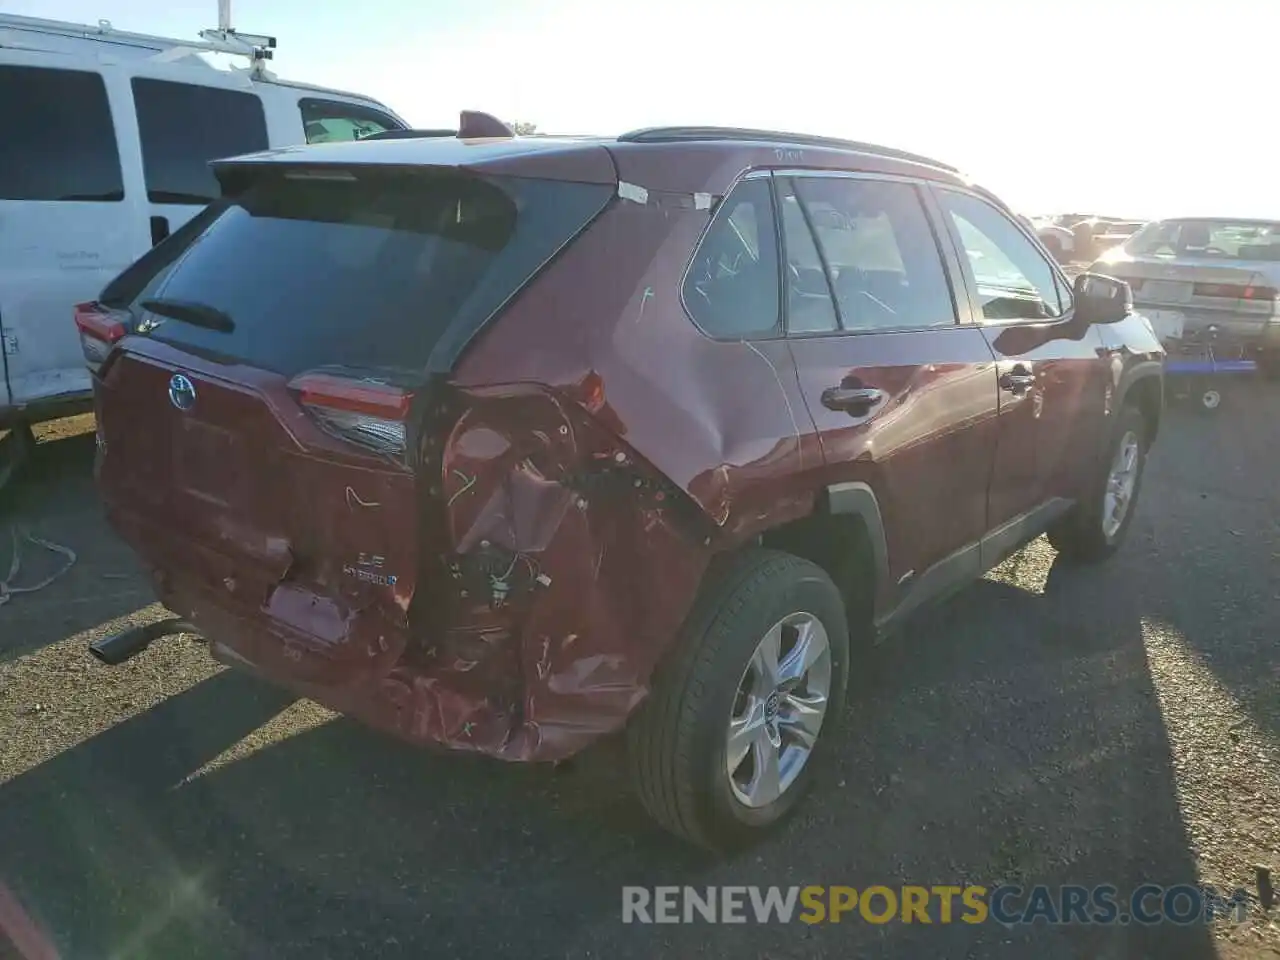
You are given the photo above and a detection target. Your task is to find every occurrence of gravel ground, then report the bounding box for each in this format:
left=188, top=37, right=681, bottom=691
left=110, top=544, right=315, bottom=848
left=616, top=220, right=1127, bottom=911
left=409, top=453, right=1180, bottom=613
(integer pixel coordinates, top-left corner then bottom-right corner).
left=1, top=384, right=1278, bottom=959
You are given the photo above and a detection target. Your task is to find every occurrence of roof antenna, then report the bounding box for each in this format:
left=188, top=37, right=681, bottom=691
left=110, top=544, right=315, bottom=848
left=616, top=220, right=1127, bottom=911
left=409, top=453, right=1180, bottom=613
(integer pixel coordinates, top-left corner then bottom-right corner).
left=198, top=0, right=277, bottom=79
left=458, top=111, right=514, bottom=139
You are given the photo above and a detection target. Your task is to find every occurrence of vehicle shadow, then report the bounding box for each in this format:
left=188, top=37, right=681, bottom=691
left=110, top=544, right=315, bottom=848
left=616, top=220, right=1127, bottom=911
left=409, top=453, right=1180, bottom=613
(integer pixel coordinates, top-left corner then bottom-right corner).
left=0, top=428, right=151, bottom=663
left=0, top=548, right=1217, bottom=960
left=1130, top=377, right=1280, bottom=747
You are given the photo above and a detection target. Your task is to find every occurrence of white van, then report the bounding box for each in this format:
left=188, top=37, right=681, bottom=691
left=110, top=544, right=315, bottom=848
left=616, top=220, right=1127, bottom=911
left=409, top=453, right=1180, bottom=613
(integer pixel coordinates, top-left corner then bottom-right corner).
left=0, top=13, right=407, bottom=428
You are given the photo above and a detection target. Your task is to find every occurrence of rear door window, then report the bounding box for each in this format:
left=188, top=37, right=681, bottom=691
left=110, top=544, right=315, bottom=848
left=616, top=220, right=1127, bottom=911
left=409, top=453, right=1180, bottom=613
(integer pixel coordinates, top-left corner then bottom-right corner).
left=777, top=181, right=838, bottom=334
left=132, top=79, right=269, bottom=204
left=299, top=98, right=401, bottom=143
left=683, top=179, right=781, bottom=338
left=789, top=177, right=957, bottom=332
left=116, top=168, right=611, bottom=375
left=0, top=65, right=123, bottom=202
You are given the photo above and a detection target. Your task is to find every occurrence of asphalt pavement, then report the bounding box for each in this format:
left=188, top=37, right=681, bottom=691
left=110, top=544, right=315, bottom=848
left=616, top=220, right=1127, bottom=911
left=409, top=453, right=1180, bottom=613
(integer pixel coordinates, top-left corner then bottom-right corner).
left=1, top=381, right=1278, bottom=960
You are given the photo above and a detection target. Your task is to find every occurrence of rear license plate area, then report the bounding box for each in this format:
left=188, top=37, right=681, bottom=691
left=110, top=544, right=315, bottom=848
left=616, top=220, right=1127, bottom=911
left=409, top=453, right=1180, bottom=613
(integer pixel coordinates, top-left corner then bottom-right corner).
left=1141, top=280, right=1192, bottom=303
left=174, top=418, right=239, bottom=506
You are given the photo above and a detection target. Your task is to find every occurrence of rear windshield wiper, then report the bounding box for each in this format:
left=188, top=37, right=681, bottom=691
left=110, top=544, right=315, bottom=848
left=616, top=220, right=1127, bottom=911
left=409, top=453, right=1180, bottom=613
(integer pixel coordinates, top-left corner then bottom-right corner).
left=139, top=298, right=235, bottom=333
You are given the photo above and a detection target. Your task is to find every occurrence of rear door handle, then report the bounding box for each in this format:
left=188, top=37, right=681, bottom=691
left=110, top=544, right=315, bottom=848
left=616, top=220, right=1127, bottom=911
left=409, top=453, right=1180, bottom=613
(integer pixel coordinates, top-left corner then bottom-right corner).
left=820, top=386, right=886, bottom=414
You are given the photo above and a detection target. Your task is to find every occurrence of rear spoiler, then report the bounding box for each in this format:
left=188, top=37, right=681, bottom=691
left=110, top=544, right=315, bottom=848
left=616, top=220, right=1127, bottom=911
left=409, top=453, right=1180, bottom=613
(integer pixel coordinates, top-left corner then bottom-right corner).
left=362, top=111, right=515, bottom=142
left=211, top=109, right=615, bottom=189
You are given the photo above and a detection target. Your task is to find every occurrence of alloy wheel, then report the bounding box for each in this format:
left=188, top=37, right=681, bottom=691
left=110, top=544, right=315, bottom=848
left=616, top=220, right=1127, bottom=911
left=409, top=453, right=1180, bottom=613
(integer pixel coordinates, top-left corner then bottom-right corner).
left=725, top=612, right=832, bottom=808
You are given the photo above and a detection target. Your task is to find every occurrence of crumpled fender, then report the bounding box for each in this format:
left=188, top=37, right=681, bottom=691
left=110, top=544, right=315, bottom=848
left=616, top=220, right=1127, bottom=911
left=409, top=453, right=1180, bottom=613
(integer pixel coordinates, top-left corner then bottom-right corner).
left=369, top=383, right=713, bottom=761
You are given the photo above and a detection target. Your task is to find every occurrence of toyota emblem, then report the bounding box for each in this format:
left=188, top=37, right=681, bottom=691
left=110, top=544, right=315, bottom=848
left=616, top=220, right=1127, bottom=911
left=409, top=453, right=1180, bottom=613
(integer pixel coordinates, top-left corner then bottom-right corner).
left=168, top=374, right=196, bottom=411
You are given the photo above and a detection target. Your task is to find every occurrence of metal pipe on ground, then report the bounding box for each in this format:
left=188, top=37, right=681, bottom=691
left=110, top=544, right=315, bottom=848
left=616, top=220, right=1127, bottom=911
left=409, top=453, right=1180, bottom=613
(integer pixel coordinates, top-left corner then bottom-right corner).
left=89, top=616, right=199, bottom=665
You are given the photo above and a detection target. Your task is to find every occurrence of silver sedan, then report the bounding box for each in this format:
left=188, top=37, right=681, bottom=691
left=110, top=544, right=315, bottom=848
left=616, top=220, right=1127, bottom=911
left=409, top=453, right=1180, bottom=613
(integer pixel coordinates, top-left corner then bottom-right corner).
left=1091, top=217, right=1280, bottom=377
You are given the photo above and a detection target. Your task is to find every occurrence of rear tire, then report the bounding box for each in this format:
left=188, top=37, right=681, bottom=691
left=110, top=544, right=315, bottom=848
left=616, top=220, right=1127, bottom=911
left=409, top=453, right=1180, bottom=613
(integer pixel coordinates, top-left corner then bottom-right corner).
left=1048, top=404, right=1148, bottom=564
left=627, top=549, right=850, bottom=851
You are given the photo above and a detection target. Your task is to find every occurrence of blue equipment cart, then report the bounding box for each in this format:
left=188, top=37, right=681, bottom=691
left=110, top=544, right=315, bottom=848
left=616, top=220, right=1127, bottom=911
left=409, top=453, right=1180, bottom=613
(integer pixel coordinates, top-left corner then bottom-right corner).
left=1156, top=320, right=1258, bottom=410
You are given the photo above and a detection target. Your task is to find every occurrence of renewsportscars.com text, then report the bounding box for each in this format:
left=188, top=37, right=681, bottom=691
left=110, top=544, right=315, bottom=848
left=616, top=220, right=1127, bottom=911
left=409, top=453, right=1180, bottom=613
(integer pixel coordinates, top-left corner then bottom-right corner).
left=621, top=884, right=1251, bottom=926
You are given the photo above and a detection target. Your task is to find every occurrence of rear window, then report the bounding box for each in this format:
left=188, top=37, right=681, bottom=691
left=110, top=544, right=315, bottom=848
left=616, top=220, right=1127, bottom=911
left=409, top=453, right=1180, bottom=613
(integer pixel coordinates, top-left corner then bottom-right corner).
left=0, top=65, right=123, bottom=202
left=115, top=168, right=610, bottom=375
left=300, top=98, right=402, bottom=143
left=132, top=79, right=269, bottom=204
left=1126, top=219, right=1280, bottom=261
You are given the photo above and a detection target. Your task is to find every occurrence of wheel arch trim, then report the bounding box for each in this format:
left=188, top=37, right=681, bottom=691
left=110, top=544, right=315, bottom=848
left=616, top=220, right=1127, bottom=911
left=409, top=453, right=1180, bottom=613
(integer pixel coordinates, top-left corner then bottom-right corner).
left=825, top=481, right=891, bottom=616
left=1116, top=359, right=1164, bottom=440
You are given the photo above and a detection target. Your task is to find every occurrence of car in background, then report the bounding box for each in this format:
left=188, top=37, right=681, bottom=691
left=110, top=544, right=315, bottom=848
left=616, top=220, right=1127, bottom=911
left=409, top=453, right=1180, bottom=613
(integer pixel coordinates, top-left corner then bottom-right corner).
left=1034, top=218, right=1077, bottom=261
left=1089, top=220, right=1147, bottom=257
left=0, top=12, right=405, bottom=434
left=84, top=120, right=1163, bottom=850
left=1092, top=217, right=1280, bottom=377
left=1040, top=216, right=1147, bottom=265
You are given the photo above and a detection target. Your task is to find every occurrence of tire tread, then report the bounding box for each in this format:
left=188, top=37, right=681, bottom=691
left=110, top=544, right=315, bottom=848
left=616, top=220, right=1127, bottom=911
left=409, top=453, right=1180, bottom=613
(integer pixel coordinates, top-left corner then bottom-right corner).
left=628, top=549, right=828, bottom=848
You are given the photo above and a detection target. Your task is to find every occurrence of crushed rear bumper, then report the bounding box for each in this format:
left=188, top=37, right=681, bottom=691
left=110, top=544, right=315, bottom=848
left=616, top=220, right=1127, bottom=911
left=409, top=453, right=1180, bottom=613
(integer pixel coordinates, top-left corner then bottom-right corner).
left=104, top=436, right=714, bottom=763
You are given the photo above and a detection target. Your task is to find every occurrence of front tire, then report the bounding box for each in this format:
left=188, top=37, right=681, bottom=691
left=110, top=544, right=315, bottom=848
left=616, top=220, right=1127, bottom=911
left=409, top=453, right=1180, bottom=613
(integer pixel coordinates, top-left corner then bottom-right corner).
left=1048, top=404, right=1148, bottom=563
left=627, top=549, right=849, bottom=851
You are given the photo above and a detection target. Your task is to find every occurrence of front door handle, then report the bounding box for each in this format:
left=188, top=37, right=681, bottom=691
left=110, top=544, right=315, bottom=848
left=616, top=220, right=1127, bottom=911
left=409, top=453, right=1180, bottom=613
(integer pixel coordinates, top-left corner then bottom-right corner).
left=999, top=365, right=1036, bottom=394
left=820, top=386, right=886, bottom=415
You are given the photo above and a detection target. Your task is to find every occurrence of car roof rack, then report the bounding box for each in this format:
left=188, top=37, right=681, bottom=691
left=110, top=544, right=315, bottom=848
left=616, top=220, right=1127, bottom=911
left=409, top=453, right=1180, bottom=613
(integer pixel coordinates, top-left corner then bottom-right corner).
left=0, top=7, right=277, bottom=78
left=616, top=126, right=958, bottom=172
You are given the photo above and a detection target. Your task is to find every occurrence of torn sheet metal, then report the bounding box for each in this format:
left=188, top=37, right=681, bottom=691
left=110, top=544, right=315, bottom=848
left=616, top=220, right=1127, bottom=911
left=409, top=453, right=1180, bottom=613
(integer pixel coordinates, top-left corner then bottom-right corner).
left=617, top=181, right=649, bottom=205
left=164, top=382, right=713, bottom=762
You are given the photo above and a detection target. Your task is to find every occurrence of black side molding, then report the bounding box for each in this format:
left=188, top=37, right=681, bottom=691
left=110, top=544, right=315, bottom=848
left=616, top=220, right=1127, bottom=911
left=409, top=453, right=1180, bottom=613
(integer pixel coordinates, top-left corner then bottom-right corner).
left=826, top=481, right=891, bottom=616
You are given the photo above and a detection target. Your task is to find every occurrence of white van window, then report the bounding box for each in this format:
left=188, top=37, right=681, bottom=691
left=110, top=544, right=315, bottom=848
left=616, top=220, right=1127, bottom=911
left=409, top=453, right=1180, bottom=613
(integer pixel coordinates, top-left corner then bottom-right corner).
left=299, top=98, right=400, bottom=144
left=132, top=79, right=268, bottom=205
left=0, top=65, right=123, bottom=202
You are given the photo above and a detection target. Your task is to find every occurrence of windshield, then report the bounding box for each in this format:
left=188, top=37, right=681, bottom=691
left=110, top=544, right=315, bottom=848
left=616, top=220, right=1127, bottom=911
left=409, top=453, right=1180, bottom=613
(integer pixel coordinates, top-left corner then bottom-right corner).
left=105, top=168, right=610, bottom=376
left=1125, top=219, right=1280, bottom=260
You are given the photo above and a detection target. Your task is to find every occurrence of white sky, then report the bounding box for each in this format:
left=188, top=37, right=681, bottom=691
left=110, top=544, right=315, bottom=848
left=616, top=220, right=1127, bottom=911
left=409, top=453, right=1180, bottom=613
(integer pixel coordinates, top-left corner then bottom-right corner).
left=14, top=0, right=1280, bottom=219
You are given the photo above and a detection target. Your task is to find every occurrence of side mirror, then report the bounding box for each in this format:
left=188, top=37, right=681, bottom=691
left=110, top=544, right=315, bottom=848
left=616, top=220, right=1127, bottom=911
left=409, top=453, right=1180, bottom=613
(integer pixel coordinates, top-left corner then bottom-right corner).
left=1074, top=271, right=1132, bottom=324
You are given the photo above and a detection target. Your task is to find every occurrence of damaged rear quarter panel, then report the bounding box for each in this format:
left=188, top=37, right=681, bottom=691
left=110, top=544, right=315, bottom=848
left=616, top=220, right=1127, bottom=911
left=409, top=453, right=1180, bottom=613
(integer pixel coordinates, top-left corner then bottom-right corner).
left=398, top=385, right=714, bottom=759
left=439, top=165, right=828, bottom=759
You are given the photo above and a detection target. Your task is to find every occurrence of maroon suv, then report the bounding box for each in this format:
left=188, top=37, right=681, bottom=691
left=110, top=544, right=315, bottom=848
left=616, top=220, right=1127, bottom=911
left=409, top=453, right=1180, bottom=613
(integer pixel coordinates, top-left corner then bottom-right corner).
left=82, top=120, right=1164, bottom=849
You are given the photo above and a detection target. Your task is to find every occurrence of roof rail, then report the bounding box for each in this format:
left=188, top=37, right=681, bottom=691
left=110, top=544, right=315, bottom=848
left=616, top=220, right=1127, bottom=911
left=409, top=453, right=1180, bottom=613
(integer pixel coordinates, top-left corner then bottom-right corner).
left=616, top=126, right=957, bottom=172
left=0, top=13, right=277, bottom=77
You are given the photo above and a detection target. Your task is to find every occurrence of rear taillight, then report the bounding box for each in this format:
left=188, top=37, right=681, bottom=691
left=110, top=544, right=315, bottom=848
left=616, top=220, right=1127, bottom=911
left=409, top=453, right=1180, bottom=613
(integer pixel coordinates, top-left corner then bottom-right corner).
left=74, top=301, right=126, bottom=370
left=289, top=371, right=413, bottom=458
left=1192, top=283, right=1278, bottom=300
